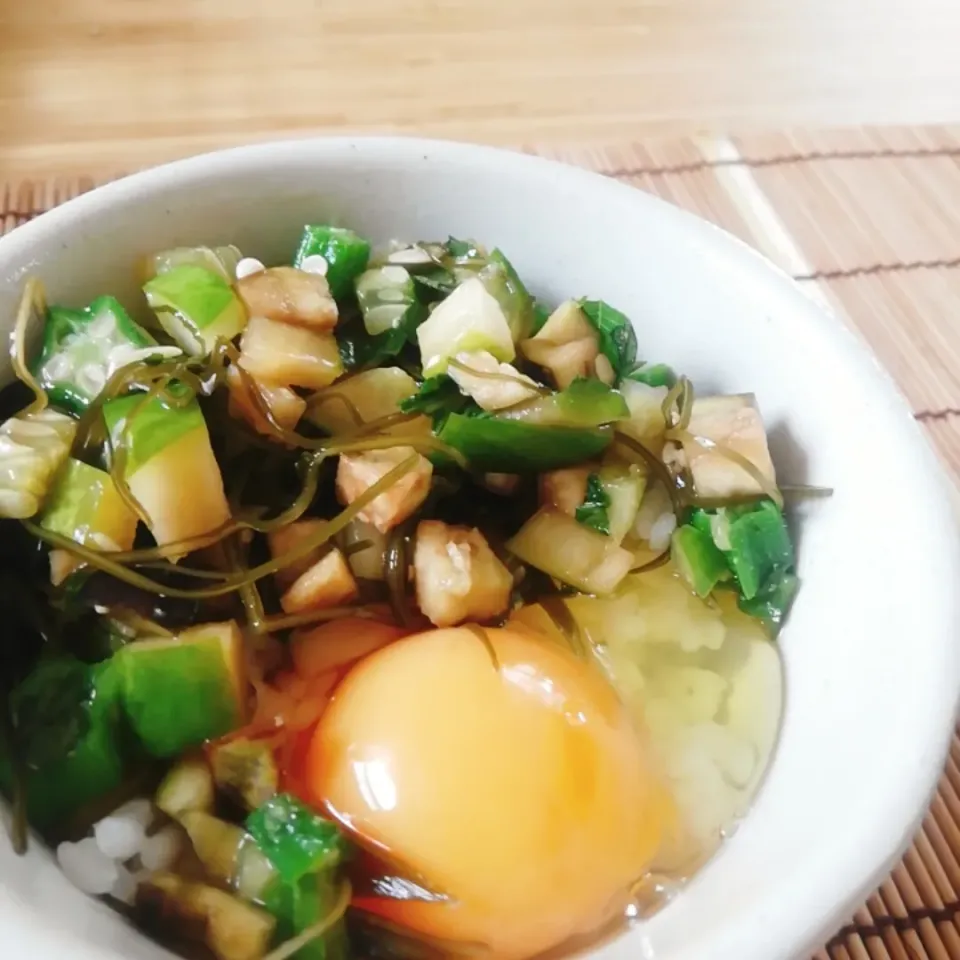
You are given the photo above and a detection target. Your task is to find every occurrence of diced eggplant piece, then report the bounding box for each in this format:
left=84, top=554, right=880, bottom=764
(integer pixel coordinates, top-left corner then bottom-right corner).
left=180, top=810, right=245, bottom=885
left=210, top=738, right=279, bottom=812
left=413, top=520, right=513, bottom=628
left=239, top=315, right=343, bottom=390
left=335, top=446, right=433, bottom=534
left=156, top=755, right=215, bottom=820
left=670, top=394, right=777, bottom=500
left=236, top=266, right=338, bottom=332
left=137, top=871, right=275, bottom=960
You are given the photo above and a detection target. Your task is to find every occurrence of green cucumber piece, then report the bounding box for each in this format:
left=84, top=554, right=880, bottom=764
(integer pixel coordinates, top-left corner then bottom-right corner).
left=671, top=524, right=730, bottom=598
left=118, top=622, right=245, bottom=757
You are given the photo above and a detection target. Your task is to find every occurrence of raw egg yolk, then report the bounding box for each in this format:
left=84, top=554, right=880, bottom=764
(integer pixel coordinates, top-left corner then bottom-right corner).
left=307, top=626, right=672, bottom=958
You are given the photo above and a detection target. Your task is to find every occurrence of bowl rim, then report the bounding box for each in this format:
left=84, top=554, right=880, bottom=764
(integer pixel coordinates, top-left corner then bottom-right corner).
left=1, top=134, right=959, bottom=960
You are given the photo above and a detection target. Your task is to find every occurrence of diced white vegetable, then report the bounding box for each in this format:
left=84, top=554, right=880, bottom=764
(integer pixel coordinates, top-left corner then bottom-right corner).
left=413, top=520, right=513, bottom=627
left=447, top=350, right=539, bottom=411
left=620, top=380, right=668, bottom=446
left=648, top=512, right=678, bottom=552
left=235, top=266, right=338, bottom=331
left=416, top=277, right=515, bottom=377
left=538, top=465, right=592, bottom=516
left=280, top=548, right=359, bottom=614
left=267, top=519, right=327, bottom=589
left=57, top=838, right=120, bottom=895
left=336, top=446, right=433, bottom=533
left=599, top=462, right=647, bottom=545
left=667, top=394, right=777, bottom=500
left=110, top=865, right=141, bottom=905
left=306, top=367, right=423, bottom=437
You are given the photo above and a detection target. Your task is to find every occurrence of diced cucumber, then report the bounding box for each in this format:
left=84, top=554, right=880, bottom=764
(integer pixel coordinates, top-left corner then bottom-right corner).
left=144, top=264, right=247, bottom=355
left=416, top=277, right=515, bottom=377
left=142, top=245, right=243, bottom=283
left=574, top=473, right=610, bottom=535
left=306, top=367, right=420, bottom=436
left=181, top=810, right=245, bottom=885
left=477, top=248, right=536, bottom=342
left=599, top=462, right=647, bottom=544
left=118, top=621, right=246, bottom=758
left=355, top=265, right=425, bottom=337
left=294, top=225, right=371, bottom=300
left=498, top=377, right=629, bottom=427
left=103, top=391, right=230, bottom=552
left=619, top=379, right=668, bottom=444
left=40, top=457, right=138, bottom=551
left=506, top=507, right=634, bottom=594
left=671, top=524, right=730, bottom=598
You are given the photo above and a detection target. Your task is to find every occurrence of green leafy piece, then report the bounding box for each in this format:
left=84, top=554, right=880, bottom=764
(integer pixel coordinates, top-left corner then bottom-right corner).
left=398, top=375, right=471, bottom=420
left=499, top=377, right=629, bottom=428
left=709, top=500, right=794, bottom=601
left=738, top=572, right=799, bottom=635
left=411, top=267, right=457, bottom=300
left=625, top=362, right=677, bottom=389
left=294, top=225, right=371, bottom=300
left=436, top=414, right=612, bottom=472
left=445, top=237, right=480, bottom=260
left=671, top=524, right=730, bottom=598
left=247, top=793, right=348, bottom=886
left=1, top=657, right=125, bottom=830
left=143, top=264, right=247, bottom=356
left=9, top=657, right=92, bottom=770
left=579, top=299, right=638, bottom=380
left=32, top=296, right=163, bottom=413
left=575, top=474, right=611, bottom=535
left=102, top=389, right=206, bottom=476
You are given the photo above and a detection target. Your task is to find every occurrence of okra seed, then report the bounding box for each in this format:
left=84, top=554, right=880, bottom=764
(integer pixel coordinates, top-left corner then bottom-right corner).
left=235, top=257, right=266, bottom=279
left=299, top=254, right=329, bottom=277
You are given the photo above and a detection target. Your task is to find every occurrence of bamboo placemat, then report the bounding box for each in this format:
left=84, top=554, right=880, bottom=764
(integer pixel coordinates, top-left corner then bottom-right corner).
left=3, top=125, right=960, bottom=958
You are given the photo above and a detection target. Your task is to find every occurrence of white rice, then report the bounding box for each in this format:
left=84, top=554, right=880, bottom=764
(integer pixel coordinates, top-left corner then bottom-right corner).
left=648, top=512, right=678, bottom=552
left=94, top=813, right=147, bottom=861
left=57, top=838, right=120, bottom=896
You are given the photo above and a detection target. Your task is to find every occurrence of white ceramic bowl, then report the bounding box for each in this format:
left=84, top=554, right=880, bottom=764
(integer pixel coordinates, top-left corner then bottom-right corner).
left=1, top=137, right=959, bottom=960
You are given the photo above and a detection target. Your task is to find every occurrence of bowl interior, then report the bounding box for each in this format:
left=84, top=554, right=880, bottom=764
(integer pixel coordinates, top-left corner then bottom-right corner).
left=0, top=138, right=958, bottom=960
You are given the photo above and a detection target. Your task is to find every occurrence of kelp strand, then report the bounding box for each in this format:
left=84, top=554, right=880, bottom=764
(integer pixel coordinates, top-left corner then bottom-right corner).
left=21, top=454, right=419, bottom=600
left=10, top=278, right=49, bottom=417
left=262, top=881, right=351, bottom=960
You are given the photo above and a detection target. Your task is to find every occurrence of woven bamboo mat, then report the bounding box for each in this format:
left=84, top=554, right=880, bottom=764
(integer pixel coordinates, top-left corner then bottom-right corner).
left=3, top=125, right=960, bottom=958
